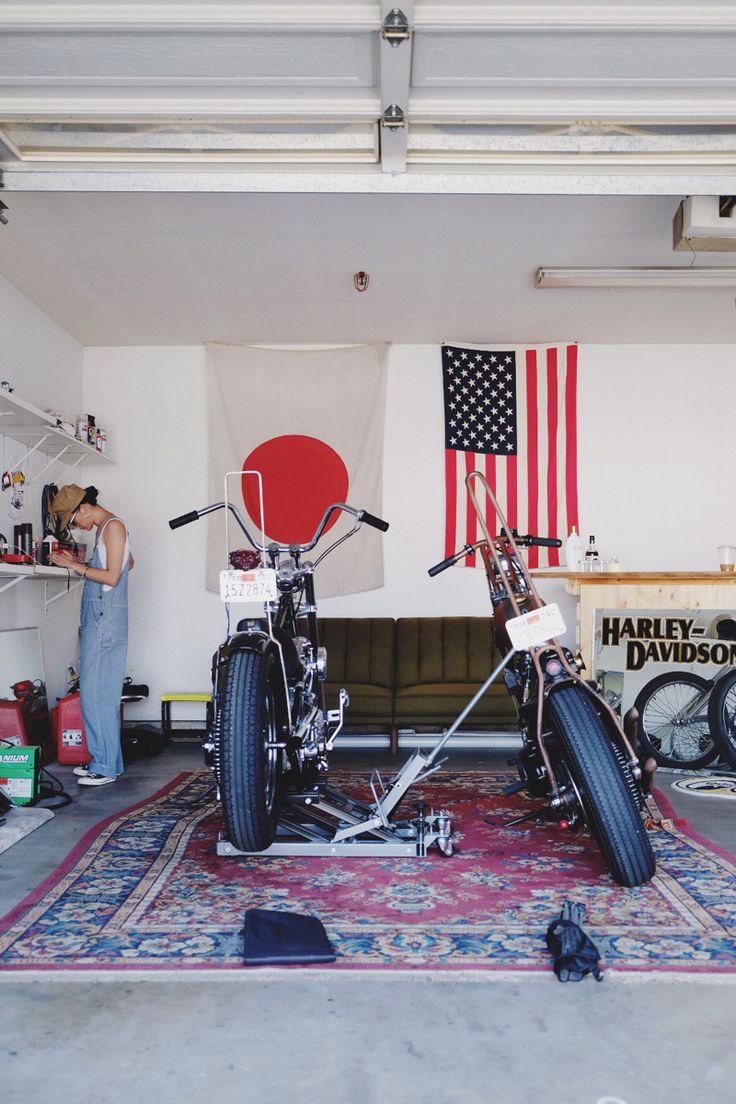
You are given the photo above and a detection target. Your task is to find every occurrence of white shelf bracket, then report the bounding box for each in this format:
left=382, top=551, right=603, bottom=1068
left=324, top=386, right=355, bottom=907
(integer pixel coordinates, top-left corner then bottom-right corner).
left=27, top=443, right=74, bottom=485
left=44, top=577, right=83, bottom=612
left=6, top=434, right=52, bottom=474
left=0, top=576, right=24, bottom=597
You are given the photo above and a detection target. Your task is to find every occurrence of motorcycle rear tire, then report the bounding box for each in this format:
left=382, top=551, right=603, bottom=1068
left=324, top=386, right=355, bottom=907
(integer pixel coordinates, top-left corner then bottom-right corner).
left=547, top=685, right=656, bottom=888
left=218, top=649, right=283, bottom=852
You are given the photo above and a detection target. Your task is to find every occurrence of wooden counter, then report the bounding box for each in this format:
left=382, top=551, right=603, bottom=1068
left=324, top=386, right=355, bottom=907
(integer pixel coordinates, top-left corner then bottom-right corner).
left=531, top=571, right=736, bottom=671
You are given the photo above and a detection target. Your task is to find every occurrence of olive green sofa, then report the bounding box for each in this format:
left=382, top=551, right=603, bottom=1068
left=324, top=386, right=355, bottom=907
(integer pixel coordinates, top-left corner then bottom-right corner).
left=320, top=616, right=517, bottom=753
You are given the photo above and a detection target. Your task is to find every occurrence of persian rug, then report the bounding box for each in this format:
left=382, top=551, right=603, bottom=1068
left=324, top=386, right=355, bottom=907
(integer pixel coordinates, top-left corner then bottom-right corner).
left=1, top=768, right=735, bottom=972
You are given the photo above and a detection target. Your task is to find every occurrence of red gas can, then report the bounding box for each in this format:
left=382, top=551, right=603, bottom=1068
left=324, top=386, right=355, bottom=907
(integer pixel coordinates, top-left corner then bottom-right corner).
left=0, top=700, right=28, bottom=747
left=54, top=692, right=91, bottom=766
left=0, top=698, right=54, bottom=763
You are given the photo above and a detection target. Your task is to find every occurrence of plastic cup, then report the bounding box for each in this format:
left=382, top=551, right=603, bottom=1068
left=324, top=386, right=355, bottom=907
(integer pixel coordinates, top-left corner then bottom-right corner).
left=718, top=545, right=736, bottom=572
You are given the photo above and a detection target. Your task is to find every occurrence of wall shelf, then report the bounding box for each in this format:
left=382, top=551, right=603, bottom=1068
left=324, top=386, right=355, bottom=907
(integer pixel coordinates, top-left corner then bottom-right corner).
left=0, top=563, right=83, bottom=610
left=0, top=388, right=112, bottom=478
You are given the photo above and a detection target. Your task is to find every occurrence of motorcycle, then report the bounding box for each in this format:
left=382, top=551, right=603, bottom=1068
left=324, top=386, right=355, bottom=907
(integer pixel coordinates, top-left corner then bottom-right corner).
left=428, top=471, right=656, bottom=887
left=170, top=486, right=391, bottom=853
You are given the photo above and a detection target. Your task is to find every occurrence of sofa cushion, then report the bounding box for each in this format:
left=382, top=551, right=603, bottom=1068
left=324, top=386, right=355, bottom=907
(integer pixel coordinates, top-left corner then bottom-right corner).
left=394, top=617, right=517, bottom=726
left=319, top=618, right=395, bottom=687
left=393, top=683, right=515, bottom=726
left=319, top=618, right=395, bottom=726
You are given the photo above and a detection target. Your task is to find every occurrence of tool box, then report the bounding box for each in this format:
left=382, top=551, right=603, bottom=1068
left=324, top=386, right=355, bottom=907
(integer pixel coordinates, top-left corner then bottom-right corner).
left=0, top=745, right=41, bottom=805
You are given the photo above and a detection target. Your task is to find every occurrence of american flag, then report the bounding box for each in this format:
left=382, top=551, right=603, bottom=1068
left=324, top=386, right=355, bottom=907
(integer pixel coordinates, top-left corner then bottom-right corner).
left=441, top=342, right=578, bottom=569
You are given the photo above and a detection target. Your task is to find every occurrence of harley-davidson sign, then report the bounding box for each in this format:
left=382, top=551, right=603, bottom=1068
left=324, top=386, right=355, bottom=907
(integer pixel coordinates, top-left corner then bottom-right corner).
left=593, top=607, right=736, bottom=717
left=599, top=613, right=736, bottom=671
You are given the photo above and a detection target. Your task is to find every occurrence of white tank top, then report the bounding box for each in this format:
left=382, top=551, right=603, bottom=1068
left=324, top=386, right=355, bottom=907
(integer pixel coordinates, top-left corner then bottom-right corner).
left=96, top=516, right=131, bottom=592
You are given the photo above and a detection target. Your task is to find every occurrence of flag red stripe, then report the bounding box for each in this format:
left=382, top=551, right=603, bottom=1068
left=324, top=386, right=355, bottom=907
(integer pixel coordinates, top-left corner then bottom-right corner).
left=525, top=349, right=539, bottom=568
left=444, top=449, right=457, bottom=559
left=546, top=347, right=559, bottom=565
left=565, top=343, right=579, bottom=532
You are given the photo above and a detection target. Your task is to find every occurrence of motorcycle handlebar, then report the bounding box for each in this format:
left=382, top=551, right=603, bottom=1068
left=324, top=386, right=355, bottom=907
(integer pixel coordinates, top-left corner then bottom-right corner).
left=169, top=500, right=389, bottom=550
left=428, top=544, right=473, bottom=577
left=168, top=510, right=200, bottom=530
left=359, top=510, right=389, bottom=533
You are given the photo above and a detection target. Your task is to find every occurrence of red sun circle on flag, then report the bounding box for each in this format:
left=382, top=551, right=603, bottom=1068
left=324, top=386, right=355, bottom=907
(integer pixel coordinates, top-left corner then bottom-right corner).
left=242, top=435, right=349, bottom=543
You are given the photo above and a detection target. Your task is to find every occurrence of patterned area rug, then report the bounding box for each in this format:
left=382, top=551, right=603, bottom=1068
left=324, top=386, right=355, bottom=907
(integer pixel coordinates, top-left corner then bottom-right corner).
left=1, top=768, right=735, bottom=972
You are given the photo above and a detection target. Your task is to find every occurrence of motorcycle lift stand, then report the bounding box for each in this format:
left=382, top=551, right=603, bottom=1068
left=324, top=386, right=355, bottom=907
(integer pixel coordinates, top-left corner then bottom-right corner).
left=216, top=650, right=516, bottom=860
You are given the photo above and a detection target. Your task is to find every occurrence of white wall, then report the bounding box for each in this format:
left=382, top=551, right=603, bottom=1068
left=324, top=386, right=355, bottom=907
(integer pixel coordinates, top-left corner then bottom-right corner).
left=0, top=274, right=84, bottom=704
left=83, top=342, right=736, bottom=721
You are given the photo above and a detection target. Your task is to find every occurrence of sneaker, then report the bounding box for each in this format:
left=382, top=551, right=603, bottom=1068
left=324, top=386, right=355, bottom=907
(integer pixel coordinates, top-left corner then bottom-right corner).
left=73, top=765, right=93, bottom=777
left=77, top=772, right=116, bottom=787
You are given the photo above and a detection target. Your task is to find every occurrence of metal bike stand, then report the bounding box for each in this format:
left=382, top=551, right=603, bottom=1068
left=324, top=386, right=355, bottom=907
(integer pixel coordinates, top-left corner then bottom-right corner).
left=217, top=650, right=516, bottom=859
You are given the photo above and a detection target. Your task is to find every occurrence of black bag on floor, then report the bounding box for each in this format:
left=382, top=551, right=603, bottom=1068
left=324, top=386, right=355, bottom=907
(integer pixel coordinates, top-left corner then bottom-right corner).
left=122, top=725, right=168, bottom=759
left=546, top=900, right=603, bottom=982
left=243, top=908, right=337, bottom=966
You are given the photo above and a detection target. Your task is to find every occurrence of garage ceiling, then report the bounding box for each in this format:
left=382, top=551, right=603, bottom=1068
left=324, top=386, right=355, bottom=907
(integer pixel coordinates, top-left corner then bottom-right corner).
left=1, top=1, right=736, bottom=345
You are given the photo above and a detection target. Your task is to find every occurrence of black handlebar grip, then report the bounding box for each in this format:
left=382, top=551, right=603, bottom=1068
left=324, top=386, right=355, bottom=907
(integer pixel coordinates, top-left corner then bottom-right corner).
left=168, top=510, right=200, bottom=530
left=532, top=536, right=563, bottom=548
left=428, top=555, right=457, bottom=577
left=360, top=510, right=389, bottom=532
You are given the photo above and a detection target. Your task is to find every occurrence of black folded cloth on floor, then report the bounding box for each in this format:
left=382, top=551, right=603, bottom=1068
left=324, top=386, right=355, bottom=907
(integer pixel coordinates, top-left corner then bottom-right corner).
left=545, top=900, right=603, bottom=982
left=242, top=908, right=337, bottom=966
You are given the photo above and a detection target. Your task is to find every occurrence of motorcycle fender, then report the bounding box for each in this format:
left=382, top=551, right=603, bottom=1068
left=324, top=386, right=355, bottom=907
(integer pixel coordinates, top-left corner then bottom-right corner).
left=547, top=679, right=633, bottom=760
left=216, top=627, right=301, bottom=679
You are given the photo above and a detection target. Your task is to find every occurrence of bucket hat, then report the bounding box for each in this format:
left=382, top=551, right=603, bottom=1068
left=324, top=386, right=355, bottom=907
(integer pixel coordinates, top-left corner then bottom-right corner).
left=50, top=484, right=86, bottom=531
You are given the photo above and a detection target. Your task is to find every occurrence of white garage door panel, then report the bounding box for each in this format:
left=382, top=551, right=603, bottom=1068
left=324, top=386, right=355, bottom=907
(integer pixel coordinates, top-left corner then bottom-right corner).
left=411, top=30, right=736, bottom=86
left=0, top=30, right=378, bottom=86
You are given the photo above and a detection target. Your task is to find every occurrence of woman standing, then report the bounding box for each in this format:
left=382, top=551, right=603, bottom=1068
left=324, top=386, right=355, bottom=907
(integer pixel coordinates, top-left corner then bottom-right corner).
left=49, top=484, right=134, bottom=787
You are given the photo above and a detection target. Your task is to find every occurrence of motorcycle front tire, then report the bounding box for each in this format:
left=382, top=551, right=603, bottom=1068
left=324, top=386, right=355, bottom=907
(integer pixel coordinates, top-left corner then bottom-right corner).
left=547, top=685, right=656, bottom=888
left=218, top=649, right=284, bottom=852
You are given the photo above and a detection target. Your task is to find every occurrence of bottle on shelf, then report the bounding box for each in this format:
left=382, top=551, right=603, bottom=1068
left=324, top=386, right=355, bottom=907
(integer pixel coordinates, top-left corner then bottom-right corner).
left=584, top=535, right=600, bottom=572
left=564, top=525, right=584, bottom=572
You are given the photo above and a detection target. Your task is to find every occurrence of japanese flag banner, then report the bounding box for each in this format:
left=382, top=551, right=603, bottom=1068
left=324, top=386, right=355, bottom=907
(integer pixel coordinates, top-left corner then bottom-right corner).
left=206, top=343, right=388, bottom=598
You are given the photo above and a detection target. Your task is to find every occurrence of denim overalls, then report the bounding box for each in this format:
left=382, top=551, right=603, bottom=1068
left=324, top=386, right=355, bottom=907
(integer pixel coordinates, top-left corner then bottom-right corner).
left=79, top=520, right=129, bottom=778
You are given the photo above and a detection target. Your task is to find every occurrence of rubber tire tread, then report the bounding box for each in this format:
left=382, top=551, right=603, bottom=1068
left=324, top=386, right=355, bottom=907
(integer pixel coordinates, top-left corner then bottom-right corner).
left=547, top=685, right=656, bottom=887
left=707, top=670, right=736, bottom=768
left=219, top=650, right=280, bottom=852
left=634, top=671, right=716, bottom=769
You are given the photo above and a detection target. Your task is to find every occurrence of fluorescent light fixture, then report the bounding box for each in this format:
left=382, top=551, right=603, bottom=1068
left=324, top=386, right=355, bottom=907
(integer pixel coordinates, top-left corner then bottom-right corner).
left=536, top=267, right=736, bottom=288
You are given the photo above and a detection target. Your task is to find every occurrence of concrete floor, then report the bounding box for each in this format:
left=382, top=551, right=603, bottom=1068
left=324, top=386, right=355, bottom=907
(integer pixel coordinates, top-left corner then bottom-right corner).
left=1, top=741, right=735, bottom=1104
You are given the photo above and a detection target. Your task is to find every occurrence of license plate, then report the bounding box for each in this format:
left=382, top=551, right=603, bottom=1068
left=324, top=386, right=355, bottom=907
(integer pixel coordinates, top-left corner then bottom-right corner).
left=506, top=603, right=566, bottom=650
left=219, top=568, right=278, bottom=603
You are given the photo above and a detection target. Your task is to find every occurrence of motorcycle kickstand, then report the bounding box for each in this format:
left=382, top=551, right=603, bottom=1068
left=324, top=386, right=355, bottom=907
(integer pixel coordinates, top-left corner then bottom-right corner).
left=506, top=805, right=550, bottom=827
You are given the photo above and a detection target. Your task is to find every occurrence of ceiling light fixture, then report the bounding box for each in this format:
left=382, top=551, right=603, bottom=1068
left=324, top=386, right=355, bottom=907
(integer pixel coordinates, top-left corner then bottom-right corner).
left=353, top=271, right=370, bottom=292
left=535, top=266, right=736, bottom=288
